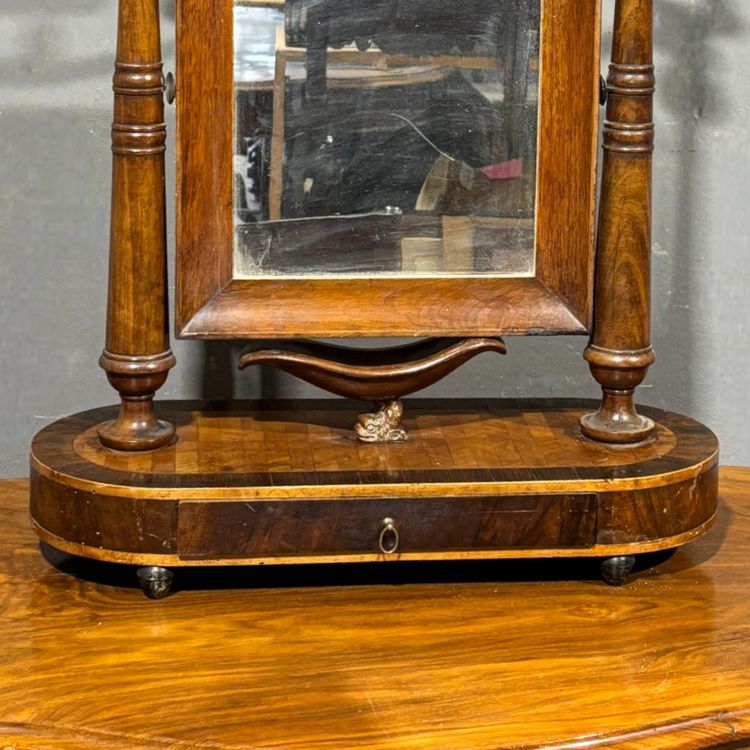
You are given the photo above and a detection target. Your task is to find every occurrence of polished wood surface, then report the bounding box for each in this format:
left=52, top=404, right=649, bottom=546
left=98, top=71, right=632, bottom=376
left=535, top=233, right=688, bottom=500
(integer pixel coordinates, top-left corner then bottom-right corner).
left=175, top=0, right=599, bottom=338
left=239, top=338, right=507, bottom=444
left=29, top=400, right=718, bottom=566
left=51, top=400, right=698, bottom=481
left=581, top=0, right=656, bottom=443
left=238, top=338, right=507, bottom=401
left=4, top=468, right=750, bottom=749
left=99, top=0, right=175, bottom=451
left=180, top=277, right=588, bottom=338
left=177, top=493, right=600, bottom=560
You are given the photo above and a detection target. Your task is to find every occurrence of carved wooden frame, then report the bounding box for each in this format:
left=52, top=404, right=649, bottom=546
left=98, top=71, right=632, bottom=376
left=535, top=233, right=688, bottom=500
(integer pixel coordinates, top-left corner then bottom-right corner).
left=174, top=0, right=602, bottom=339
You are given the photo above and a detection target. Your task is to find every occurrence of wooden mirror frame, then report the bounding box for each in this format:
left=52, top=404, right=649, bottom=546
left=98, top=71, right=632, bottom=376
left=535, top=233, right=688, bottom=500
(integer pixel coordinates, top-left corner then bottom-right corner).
left=174, top=0, right=601, bottom=339
left=98, top=0, right=657, bottom=451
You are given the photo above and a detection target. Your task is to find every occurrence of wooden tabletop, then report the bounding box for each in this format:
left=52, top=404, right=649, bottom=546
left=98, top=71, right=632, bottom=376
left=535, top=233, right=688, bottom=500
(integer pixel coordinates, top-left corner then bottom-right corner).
left=2, top=468, right=750, bottom=749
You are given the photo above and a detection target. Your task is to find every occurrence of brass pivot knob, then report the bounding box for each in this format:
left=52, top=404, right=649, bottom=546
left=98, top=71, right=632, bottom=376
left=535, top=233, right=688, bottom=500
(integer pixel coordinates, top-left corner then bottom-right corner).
left=378, top=517, right=399, bottom=555
left=165, top=72, right=176, bottom=105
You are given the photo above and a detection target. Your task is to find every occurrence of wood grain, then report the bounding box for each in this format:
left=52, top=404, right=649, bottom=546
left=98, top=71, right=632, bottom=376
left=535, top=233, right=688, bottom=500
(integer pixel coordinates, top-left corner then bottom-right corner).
left=29, top=400, right=718, bottom=566
left=175, top=0, right=233, bottom=328
left=4, top=468, right=750, bottom=749
left=581, top=0, right=656, bottom=443
left=180, top=277, right=587, bottom=338
left=35, top=399, right=704, bottom=489
left=99, top=0, right=175, bottom=450
left=175, top=0, right=599, bottom=338
left=238, top=338, right=507, bottom=401
left=535, top=0, right=600, bottom=325
left=177, top=493, right=599, bottom=559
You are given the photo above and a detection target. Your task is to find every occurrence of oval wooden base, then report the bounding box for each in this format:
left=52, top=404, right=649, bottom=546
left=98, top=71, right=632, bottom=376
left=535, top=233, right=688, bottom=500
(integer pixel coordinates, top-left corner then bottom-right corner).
left=30, top=399, right=718, bottom=574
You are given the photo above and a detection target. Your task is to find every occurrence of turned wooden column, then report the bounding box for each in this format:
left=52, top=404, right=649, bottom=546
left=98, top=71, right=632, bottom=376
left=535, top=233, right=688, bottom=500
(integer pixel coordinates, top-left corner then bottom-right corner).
left=580, top=0, right=656, bottom=444
left=98, top=0, right=176, bottom=451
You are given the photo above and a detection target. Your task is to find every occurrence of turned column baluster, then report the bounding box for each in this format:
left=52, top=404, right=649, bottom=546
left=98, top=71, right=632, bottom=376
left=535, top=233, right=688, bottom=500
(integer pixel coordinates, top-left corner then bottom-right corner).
left=98, top=0, right=176, bottom=451
left=580, top=0, right=656, bottom=444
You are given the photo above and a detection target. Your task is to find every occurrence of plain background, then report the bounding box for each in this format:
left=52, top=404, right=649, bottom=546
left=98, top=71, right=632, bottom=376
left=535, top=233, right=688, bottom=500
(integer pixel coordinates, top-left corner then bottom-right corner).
left=1, top=0, right=747, bottom=478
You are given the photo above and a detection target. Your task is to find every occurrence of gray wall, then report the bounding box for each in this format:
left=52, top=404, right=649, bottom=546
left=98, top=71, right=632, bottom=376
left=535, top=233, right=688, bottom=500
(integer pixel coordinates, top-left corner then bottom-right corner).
left=1, top=0, right=748, bottom=478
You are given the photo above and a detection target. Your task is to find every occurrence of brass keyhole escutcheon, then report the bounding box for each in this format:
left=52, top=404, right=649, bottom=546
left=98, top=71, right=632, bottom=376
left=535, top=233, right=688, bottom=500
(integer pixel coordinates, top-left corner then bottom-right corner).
left=378, top=517, right=399, bottom=555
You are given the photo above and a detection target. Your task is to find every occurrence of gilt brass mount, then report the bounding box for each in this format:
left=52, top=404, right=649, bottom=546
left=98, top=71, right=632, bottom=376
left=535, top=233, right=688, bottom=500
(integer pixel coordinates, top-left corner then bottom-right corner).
left=355, top=400, right=407, bottom=444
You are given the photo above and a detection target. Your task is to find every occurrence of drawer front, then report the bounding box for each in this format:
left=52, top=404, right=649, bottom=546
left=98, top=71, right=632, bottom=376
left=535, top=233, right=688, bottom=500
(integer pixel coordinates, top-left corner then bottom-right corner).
left=178, top=495, right=597, bottom=560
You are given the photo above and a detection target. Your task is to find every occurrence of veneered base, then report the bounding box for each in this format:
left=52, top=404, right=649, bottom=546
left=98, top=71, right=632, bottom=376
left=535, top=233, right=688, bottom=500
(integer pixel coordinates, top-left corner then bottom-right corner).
left=30, top=399, right=719, bottom=573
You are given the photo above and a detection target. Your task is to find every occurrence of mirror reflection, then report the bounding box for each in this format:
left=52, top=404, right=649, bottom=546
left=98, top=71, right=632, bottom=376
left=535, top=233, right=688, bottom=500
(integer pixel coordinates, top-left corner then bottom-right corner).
left=233, top=0, right=540, bottom=277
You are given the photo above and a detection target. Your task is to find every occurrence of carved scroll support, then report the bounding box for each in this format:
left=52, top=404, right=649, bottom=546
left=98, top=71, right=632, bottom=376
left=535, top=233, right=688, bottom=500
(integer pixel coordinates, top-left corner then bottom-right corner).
left=98, top=0, right=175, bottom=451
left=581, top=0, right=656, bottom=444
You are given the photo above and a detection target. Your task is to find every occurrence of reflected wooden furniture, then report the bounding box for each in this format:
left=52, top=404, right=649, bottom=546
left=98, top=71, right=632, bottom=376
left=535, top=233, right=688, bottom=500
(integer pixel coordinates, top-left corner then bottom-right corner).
left=261, top=24, right=537, bottom=220
left=5, top=468, right=750, bottom=749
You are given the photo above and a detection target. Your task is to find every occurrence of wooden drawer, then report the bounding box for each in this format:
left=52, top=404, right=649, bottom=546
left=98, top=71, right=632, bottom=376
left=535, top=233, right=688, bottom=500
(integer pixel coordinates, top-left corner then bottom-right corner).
left=177, top=495, right=597, bottom=560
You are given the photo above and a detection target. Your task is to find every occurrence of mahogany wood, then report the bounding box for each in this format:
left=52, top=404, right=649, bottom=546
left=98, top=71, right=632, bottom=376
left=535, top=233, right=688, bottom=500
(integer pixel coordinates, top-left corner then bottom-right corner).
left=99, top=0, right=175, bottom=451
left=178, top=494, right=599, bottom=560
left=30, top=400, right=718, bottom=567
left=182, top=277, right=587, bottom=338
left=238, top=337, right=507, bottom=401
left=4, top=468, right=750, bottom=749
left=175, top=0, right=600, bottom=338
left=581, top=0, right=656, bottom=443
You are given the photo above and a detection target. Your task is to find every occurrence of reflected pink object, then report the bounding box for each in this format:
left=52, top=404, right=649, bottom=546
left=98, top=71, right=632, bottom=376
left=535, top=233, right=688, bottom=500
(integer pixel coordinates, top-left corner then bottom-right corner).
left=480, top=158, right=524, bottom=180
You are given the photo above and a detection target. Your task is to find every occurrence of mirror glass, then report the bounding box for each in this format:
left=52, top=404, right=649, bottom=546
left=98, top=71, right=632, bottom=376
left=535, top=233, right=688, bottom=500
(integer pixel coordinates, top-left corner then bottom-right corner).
left=233, top=0, right=540, bottom=277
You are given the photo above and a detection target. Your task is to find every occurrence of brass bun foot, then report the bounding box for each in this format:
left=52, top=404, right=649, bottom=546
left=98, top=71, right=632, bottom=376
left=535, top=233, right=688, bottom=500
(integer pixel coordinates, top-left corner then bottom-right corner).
left=136, top=566, right=174, bottom=599
left=355, top=400, right=407, bottom=443
left=601, top=556, right=636, bottom=586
